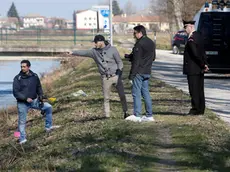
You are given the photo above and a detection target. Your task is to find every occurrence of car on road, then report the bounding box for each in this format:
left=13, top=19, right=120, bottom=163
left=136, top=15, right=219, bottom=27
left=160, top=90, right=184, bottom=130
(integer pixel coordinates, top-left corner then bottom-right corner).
left=171, top=30, right=188, bottom=54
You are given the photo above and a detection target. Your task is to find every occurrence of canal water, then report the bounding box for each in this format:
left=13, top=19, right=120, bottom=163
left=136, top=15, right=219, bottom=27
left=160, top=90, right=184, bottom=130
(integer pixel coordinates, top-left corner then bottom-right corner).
left=0, top=59, right=60, bottom=109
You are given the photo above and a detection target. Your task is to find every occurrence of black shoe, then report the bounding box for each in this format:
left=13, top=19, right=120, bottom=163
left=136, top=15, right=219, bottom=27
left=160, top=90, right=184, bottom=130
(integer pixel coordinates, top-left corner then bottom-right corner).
left=124, top=112, right=129, bottom=119
left=187, top=111, right=203, bottom=115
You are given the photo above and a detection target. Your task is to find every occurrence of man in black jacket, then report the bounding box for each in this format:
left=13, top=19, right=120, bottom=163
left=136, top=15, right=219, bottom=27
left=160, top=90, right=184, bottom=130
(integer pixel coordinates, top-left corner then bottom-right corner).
left=13, top=60, right=59, bottom=144
left=183, top=20, right=209, bottom=115
left=125, top=25, right=156, bottom=122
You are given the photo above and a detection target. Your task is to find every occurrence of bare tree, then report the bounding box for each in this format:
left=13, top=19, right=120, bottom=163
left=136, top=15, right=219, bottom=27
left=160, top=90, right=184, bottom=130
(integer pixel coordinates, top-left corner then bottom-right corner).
left=123, top=0, right=137, bottom=15
left=150, top=0, right=207, bottom=31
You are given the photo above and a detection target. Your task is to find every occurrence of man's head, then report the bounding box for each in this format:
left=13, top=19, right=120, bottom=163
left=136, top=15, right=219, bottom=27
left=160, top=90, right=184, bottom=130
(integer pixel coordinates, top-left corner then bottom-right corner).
left=20, top=60, right=31, bottom=74
left=93, top=35, right=106, bottom=49
left=183, top=20, right=195, bottom=34
left=133, top=25, right=147, bottom=40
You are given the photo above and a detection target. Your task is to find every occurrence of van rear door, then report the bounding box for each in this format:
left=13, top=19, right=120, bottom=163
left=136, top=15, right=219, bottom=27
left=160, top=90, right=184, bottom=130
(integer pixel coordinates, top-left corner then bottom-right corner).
left=198, top=12, right=230, bottom=72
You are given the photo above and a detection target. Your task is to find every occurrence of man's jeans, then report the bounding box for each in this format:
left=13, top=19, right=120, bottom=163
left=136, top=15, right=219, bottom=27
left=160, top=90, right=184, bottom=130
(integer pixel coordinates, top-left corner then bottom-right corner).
left=17, top=99, right=52, bottom=141
left=132, top=74, right=152, bottom=117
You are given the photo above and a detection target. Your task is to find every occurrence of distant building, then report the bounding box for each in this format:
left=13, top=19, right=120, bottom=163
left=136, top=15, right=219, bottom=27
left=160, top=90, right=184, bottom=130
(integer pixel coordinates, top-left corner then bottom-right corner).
left=74, top=9, right=98, bottom=30
left=113, top=14, right=170, bottom=33
left=23, top=14, right=46, bottom=28
left=0, top=17, right=18, bottom=29
left=45, top=17, right=67, bottom=29
left=91, top=5, right=110, bottom=31
left=65, top=20, right=74, bottom=29
left=74, top=5, right=110, bottom=31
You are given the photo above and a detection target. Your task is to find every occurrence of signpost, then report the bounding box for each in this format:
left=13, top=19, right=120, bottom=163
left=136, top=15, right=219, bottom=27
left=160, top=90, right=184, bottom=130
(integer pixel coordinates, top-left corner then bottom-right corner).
left=100, top=7, right=112, bottom=45
left=110, top=0, right=113, bottom=45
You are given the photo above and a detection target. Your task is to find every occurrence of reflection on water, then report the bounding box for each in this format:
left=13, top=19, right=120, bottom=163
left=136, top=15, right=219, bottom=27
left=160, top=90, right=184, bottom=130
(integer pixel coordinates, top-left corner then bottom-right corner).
left=0, top=59, right=60, bottom=109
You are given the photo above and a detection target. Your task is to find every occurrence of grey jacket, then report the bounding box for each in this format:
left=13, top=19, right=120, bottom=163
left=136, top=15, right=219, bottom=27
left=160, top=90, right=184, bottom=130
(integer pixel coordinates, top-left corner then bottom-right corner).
left=72, top=44, right=123, bottom=77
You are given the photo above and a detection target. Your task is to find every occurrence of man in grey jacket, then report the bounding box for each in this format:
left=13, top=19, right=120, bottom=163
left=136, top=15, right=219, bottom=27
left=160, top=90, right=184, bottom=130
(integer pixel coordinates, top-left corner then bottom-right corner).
left=69, top=35, right=128, bottom=118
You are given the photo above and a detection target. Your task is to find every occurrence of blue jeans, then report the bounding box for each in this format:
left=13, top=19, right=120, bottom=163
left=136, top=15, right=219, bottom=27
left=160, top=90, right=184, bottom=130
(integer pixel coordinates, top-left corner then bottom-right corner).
left=132, top=74, right=152, bottom=117
left=17, top=99, right=52, bottom=141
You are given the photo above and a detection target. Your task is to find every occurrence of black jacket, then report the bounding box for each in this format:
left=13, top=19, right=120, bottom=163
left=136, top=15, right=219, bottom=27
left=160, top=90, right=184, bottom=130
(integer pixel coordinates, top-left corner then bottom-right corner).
left=129, top=36, right=156, bottom=80
left=13, top=70, right=43, bottom=102
left=183, top=31, right=207, bottom=75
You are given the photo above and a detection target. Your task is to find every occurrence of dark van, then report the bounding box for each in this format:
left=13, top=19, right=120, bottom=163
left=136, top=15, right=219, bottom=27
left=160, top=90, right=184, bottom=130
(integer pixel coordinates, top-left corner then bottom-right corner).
left=197, top=11, right=230, bottom=73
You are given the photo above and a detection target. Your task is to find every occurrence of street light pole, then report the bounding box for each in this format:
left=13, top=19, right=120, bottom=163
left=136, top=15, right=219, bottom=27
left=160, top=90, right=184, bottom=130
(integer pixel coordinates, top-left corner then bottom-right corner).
left=109, top=0, right=113, bottom=45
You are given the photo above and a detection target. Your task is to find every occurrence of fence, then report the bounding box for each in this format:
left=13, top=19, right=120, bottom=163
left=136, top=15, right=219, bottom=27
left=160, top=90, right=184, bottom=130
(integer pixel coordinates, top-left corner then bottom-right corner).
left=0, top=28, right=172, bottom=49
left=0, top=28, right=109, bottom=48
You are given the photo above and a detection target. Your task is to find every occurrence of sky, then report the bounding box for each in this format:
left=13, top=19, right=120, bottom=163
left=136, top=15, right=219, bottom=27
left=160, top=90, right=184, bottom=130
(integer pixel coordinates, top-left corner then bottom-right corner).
left=0, top=0, right=151, bottom=20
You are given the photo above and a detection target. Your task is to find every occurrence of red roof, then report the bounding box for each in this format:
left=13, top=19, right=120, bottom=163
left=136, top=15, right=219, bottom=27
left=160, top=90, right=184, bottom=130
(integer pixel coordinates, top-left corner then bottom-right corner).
left=113, top=15, right=168, bottom=23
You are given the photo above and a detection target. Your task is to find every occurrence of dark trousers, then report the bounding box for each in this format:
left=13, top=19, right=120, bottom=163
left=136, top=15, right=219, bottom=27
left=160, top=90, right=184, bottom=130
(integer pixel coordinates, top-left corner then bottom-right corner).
left=187, top=74, right=205, bottom=114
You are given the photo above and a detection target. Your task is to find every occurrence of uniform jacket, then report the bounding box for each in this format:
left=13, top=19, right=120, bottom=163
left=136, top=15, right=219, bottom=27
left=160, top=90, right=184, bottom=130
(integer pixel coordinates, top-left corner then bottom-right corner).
left=13, top=70, right=43, bottom=102
left=129, top=36, right=156, bottom=80
left=183, top=31, right=207, bottom=75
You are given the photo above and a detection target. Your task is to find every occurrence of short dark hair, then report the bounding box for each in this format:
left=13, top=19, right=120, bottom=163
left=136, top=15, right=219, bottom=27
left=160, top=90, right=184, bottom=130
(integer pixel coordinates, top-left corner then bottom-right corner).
left=21, top=60, right=31, bottom=67
left=133, top=25, right=147, bottom=36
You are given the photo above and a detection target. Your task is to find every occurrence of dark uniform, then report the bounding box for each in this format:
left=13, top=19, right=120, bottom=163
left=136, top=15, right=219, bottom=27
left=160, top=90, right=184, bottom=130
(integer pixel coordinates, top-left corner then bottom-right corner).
left=183, top=31, right=207, bottom=115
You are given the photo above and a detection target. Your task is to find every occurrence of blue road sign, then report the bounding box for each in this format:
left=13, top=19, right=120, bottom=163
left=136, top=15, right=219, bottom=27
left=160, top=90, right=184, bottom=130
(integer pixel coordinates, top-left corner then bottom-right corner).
left=100, top=10, right=110, bottom=17
left=103, top=18, right=109, bottom=29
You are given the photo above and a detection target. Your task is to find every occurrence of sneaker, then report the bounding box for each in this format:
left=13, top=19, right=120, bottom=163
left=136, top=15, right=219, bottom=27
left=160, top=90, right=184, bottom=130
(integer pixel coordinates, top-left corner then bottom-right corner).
left=19, top=139, right=27, bottom=144
left=141, top=116, right=155, bottom=122
left=125, top=115, right=141, bottom=122
left=45, top=125, right=61, bottom=132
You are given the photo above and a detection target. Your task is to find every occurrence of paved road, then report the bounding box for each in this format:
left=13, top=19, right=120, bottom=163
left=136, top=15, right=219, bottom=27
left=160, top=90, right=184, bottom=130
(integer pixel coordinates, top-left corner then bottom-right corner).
left=153, top=50, right=230, bottom=123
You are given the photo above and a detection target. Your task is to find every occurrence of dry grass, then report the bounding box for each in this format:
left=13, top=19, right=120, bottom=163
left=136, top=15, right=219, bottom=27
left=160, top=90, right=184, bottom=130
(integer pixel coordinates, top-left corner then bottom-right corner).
left=0, top=57, right=230, bottom=171
left=41, top=56, right=85, bottom=95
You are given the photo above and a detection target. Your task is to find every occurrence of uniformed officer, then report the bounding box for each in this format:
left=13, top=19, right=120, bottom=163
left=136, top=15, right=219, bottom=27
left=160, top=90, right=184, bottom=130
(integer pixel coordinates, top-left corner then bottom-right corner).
left=183, top=20, right=209, bottom=115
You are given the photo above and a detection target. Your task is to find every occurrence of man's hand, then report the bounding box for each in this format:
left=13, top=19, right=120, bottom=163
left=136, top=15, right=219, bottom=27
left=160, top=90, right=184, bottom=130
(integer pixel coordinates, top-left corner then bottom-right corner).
left=115, top=69, right=122, bottom=77
left=27, top=98, right=33, bottom=103
left=65, top=51, right=73, bottom=56
left=204, top=65, right=209, bottom=72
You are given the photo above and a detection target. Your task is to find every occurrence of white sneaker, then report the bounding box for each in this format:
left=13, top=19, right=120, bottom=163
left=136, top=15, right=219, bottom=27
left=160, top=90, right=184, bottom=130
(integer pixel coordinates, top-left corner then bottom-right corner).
left=19, top=139, right=27, bottom=144
left=141, top=116, right=155, bottom=122
left=45, top=125, right=61, bottom=132
left=125, top=115, right=141, bottom=122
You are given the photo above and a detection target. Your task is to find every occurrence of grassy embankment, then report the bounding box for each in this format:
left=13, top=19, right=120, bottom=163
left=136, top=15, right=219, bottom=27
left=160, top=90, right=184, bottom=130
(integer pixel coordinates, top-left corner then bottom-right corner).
left=0, top=48, right=230, bottom=171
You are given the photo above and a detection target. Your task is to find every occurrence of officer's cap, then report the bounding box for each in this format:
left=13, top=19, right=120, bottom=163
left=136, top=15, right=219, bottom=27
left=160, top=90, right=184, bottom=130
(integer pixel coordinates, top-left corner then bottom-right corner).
left=183, top=20, right=195, bottom=27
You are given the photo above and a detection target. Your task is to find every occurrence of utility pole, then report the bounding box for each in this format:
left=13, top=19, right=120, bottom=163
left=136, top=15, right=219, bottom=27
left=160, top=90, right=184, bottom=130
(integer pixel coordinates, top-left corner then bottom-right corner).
left=109, top=0, right=113, bottom=45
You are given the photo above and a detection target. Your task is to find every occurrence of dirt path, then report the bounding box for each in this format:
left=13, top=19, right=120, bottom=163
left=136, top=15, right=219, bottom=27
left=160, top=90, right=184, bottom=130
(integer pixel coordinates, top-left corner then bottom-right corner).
left=155, top=126, right=181, bottom=172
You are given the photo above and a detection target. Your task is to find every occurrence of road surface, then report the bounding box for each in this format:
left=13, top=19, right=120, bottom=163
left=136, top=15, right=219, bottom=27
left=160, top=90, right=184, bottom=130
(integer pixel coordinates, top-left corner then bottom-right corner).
left=153, top=50, right=230, bottom=123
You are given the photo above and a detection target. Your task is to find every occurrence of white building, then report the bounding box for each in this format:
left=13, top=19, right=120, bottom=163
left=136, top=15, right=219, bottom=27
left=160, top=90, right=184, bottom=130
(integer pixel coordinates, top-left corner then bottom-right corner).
left=92, top=5, right=110, bottom=31
left=65, top=20, right=74, bottom=29
left=23, top=15, right=45, bottom=28
left=75, top=10, right=98, bottom=30
left=74, top=5, right=110, bottom=31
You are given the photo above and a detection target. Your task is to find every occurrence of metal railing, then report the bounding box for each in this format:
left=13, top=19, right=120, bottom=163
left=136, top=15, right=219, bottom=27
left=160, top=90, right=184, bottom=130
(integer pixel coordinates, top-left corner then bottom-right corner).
left=0, top=28, right=108, bottom=47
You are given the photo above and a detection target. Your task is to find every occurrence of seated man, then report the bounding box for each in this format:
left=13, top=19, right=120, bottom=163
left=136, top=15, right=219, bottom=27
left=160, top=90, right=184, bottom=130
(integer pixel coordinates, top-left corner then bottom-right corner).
left=13, top=60, right=59, bottom=144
